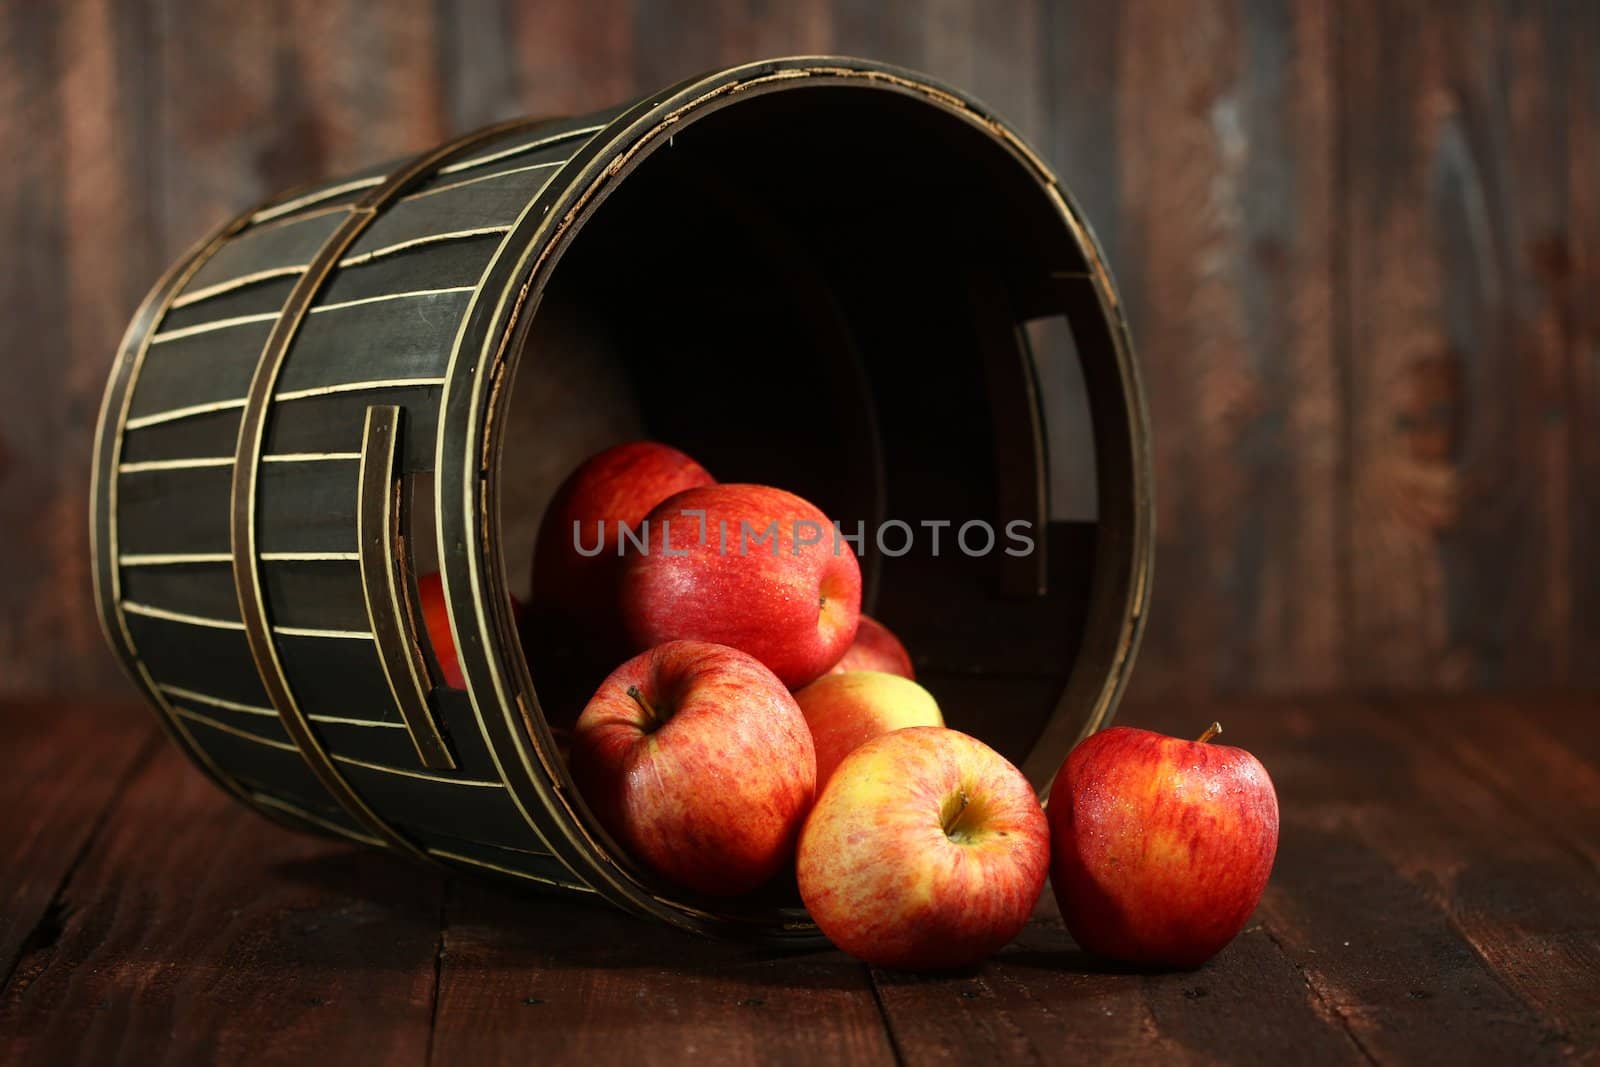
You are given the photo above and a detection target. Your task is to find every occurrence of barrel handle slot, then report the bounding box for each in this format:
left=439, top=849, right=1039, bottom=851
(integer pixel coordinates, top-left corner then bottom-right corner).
left=970, top=275, right=1050, bottom=598
left=359, top=404, right=457, bottom=770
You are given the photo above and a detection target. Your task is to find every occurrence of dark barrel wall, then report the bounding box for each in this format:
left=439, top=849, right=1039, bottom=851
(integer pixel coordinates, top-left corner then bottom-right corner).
left=95, top=115, right=622, bottom=891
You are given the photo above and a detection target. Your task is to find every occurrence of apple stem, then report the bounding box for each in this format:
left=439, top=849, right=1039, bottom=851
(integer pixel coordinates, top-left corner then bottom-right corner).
left=1196, top=721, right=1223, bottom=744
left=626, top=686, right=663, bottom=728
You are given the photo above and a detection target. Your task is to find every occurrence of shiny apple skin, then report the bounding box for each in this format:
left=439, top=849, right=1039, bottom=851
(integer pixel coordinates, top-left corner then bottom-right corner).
left=797, top=726, right=1049, bottom=970
left=1048, top=726, right=1280, bottom=969
left=620, top=483, right=861, bottom=689
left=569, top=640, right=816, bottom=897
left=794, top=670, right=943, bottom=788
left=828, top=613, right=915, bottom=679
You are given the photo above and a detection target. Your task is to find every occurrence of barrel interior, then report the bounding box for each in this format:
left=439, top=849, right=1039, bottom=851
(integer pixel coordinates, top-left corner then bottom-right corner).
left=499, top=83, right=1118, bottom=794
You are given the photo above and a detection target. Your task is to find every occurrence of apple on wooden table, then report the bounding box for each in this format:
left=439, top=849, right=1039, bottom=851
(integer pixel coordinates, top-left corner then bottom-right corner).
left=797, top=726, right=1049, bottom=970
left=532, top=440, right=714, bottom=642
left=828, top=613, right=915, bottom=679
left=1048, top=722, right=1280, bottom=969
left=569, top=640, right=816, bottom=897
left=794, top=670, right=943, bottom=789
left=620, top=483, right=861, bottom=689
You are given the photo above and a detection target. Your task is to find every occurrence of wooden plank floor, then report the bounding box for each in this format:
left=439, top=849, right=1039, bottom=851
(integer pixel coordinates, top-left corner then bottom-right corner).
left=2, top=693, right=1596, bottom=1064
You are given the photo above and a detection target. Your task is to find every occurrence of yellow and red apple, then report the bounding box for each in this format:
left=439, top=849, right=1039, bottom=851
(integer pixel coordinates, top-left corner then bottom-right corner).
left=569, top=640, right=816, bottom=897
left=794, top=671, right=942, bottom=788
left=620, top=483, right=861, bottom=689
left=1048, top=723, right=1279, bottom=968
left=797, top=726, right=1049, bottom=969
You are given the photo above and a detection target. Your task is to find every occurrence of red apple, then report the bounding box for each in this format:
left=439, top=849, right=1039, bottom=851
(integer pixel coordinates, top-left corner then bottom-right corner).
left=794, top=671, right=943, bottom=789
left=532, top=441, right=714, bottom=641
left=1048, top=722, right=1279, bottom=969
left=569, top=640, right=816, bottom=896
left=797, top=726, right=1049, bottom=969
left=828, top=613, right=915, bottom=679
left=417, top=572, right=466, bottom=689
left=620, top=483, right=861, bottom=689
left=417, top=572, right=523, bottom=690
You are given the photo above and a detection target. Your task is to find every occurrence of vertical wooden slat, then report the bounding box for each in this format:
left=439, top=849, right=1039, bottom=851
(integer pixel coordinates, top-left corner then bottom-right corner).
left=1340, top=0, right=1586, bottom=689
left=1102, top=0, right=1341, bottom=698
left=0, top=0, right=149, bottom=693
left=155, top=0, right=443, bottom=253
left=830, top=0, right=927, bottom=73
left=1041, top=0, right=1122, bottom=268
left=716, top=0, right=834, bottom=71
left=830, top=0, right=1043, bottom=144
left=437, top=0, right=519, bottom=130
left=1571, top=1, right=1600, bottom=688
left=627, top=0, right=832, bottom=94
left=514, top=0, right=639, bottom=115
left=1245, top=0, right=1342, bottom=693
left=1339, top=0, right=1447, bottom=687
left=1489, top=2, right=1578, bottom=687
left=0, top=3, right=69, bottom=692
left=282, top=0, right=445, bottom=169
left=153, top=0, right=280, bottom=252
left=1035, top=1, right=1120, bottom=534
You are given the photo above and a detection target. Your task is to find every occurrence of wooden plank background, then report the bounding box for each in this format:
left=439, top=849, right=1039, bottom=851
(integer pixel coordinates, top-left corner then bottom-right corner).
left=1, top=0, right=1594, bottom=700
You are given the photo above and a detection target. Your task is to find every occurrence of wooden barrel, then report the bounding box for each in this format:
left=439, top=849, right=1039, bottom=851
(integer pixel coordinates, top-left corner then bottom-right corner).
left=89, top=56, right=1153, bottom=941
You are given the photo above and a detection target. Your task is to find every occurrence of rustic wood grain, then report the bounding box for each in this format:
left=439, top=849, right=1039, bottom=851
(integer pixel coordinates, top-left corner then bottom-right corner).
left=827, top=0, right=1046, bottom=150
left=1401, top=693, right=1600, bottom=871
left=1339, top=0, right=1594, bottom=690
left=0, top=0, right=149, bottom=695
left=632, top=0, right=833, bottom=93
left=1095, top=0, right=1341, bottom=699
left=279, top=0, right=444, bottom=173
left=1168, top=695, right=1595, bottom=1062
left=869, top=891, right=1367, bottom=1066
left=1347, top=699, right=1599, bottom=1054
left=868, top=895, right=1188, bottom=1066
left=829, top=0, right=931, bottom=77
left=0, top=712, right=447, bottom=1065
left=448, top=0, right=638, bottom=126
left=1567, top=0, right=1600, bottom=688
left=153, top=0, right=444, bottom=255
left=3, top=0, right=1599, bottom=699
left=7, top=695, right=1600, bottom=1062
left=429, top=881, right=895, bottom=1067
left=0, top=702, right=159, bottom=992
